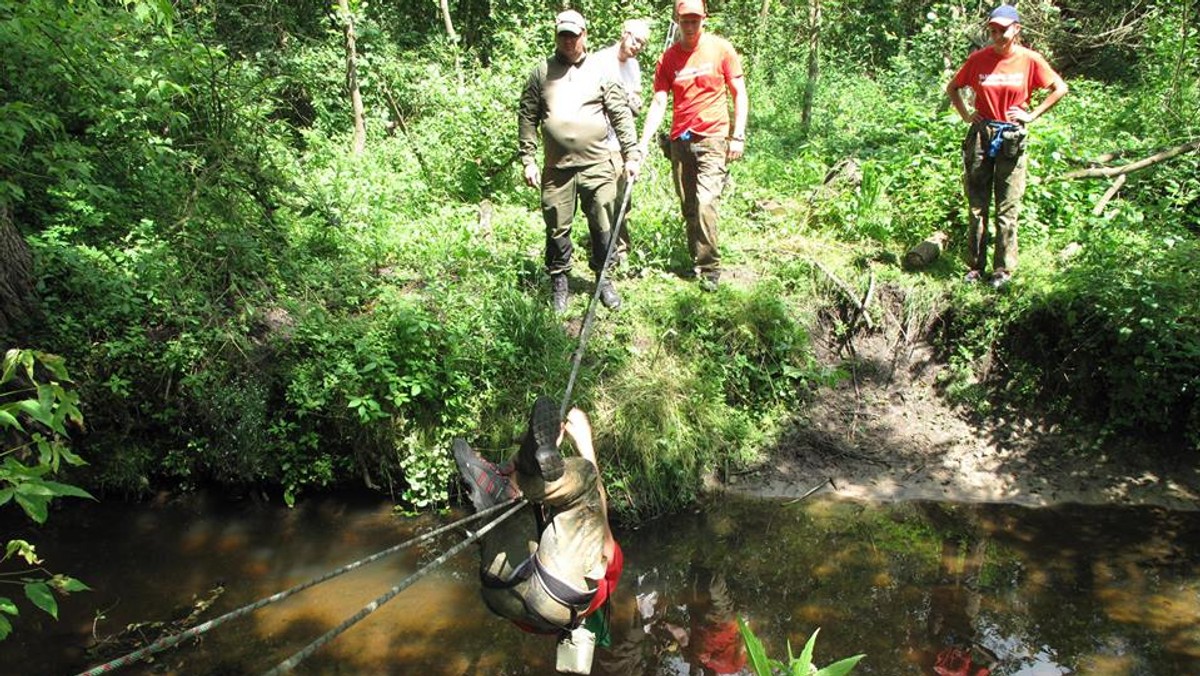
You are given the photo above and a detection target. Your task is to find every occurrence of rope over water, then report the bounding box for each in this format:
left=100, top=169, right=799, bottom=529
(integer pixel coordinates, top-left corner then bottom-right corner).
left=75, top=497, right=524, bottom=676
left=79, top=166, right=637, bottom=675
left=262, top=499, right=529, bottom=674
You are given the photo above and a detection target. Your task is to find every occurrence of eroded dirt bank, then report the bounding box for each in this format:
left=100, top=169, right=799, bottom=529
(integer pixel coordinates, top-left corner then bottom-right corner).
left=726, top=283, right=1200, bottom=511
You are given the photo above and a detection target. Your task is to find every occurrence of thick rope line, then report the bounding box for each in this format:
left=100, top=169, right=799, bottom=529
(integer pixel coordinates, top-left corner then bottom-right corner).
left=560, top=175, right=637, bottom=419
left=262, top=498, right=529, bottom=675
left=75, top=497, right=523, bottom=676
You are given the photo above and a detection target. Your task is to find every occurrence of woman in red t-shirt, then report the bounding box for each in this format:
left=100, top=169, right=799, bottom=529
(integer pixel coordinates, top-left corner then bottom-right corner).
left=946, top=4, right=1068, bottom=288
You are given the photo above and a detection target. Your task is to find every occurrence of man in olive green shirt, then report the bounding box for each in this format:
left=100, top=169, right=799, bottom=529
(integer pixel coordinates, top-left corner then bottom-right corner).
left=518, top=10, right=643, bottom=312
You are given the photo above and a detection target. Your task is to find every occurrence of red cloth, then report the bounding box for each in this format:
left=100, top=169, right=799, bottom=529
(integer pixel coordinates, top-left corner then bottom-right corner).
left=952, top=45, right=1058, bottom=122
left=652, top=33, right=743, bottom=140
left=584, top=540, right=624, bottom=616
left=934, top=647, right=991, bottom=676
left=694, top=619, right=747, bottom=674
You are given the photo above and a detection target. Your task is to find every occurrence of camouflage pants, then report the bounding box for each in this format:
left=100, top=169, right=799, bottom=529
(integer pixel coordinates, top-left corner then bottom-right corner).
left=962, top=122, right=1028, bottom=273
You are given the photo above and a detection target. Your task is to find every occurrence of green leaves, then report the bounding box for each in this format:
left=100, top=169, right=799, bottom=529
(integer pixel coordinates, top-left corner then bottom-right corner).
left=23, top=583, right=57, bottom=620
left=738, top=619, right=866, bottom=676
left=1, top=350, right=90, bottom=640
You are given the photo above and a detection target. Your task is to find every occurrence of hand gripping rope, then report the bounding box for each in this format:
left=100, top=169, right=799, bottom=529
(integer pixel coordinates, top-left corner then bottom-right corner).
left=75, top=497, right=527, bottom=675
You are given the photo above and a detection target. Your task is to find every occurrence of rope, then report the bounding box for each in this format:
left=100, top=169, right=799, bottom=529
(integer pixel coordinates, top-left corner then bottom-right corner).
left=560, top=175, right=636, bottom=419
left=80, top=161, right=639, bottom=676
left=262, top=498, right=529, bottom=675
left=75, top=497, right=523, bottom=676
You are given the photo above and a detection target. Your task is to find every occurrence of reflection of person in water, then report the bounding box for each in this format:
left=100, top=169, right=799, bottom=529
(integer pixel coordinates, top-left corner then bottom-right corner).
left=679, top=570, right=747, bottom=675
left=601, top=565, right=747, bottom=675
left=926, top=529, right=996, bottom=676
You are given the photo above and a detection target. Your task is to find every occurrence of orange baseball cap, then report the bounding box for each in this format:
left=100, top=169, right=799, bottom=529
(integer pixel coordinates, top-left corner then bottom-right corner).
left=675, top=0, right=706, bottom=17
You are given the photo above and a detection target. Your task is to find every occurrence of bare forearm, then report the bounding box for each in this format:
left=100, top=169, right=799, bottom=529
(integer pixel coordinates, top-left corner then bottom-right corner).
left=639, top=92, right=668, bottom=150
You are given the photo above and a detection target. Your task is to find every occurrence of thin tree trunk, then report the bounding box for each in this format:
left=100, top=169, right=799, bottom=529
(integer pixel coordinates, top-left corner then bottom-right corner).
left=438, top=0, right=458, bottom=42
left=801, top=0, right=821, bottom=134
left=0, top=203, right=36, bottom=339
left=339, top=0, right=366, bottom=155
left=751, top=0, right=771, bottom=67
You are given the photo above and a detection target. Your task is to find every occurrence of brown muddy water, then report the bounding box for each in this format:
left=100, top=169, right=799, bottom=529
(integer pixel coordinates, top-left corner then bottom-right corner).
left=2, top=492, right=1199, bottom=675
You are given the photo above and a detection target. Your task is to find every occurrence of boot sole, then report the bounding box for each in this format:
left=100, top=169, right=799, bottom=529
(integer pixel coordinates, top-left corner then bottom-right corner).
left=529, top=397, right=564, bottom=481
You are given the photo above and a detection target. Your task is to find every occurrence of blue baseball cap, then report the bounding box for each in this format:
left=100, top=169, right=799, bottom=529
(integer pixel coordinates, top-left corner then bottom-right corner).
left=988, top=4, right=1020, bottom=27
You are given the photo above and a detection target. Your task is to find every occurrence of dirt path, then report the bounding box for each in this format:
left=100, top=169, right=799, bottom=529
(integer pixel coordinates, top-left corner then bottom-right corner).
left=726, top=283, right=1200, bottom=511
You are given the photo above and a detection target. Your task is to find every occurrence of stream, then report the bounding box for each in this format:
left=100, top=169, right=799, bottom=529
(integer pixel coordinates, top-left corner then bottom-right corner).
left=2, top=491, right=1199, bottom=675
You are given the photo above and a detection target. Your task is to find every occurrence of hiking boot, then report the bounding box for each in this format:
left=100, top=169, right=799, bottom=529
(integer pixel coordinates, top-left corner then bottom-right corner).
left=964, top=269, right=983, bottom=283
left=597, top=277, right=622, bottom=310
left=989, top=268, right=1012, bottom=289
left=515, top=396, right=564, bottom=482
left=452, top=438, right=518, bottom=511
left=550, top=273, right=569, bottom=313
left=699, top=272, right=720, bottom=292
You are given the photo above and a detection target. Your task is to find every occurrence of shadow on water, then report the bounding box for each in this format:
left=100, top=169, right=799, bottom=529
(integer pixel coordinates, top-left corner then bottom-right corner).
left=2, top=492, right=1199, bottom=675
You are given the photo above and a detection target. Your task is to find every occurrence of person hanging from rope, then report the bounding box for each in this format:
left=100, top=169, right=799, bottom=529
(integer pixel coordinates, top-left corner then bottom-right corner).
left=452, top=397, right=622, bottom=674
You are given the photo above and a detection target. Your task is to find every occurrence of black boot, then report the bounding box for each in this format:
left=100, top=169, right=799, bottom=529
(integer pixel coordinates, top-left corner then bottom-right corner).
left=597, top=276, right=622, bottom=310
left=515, top=397, right=564, bottom=482
left=550, top=273, right=569, bottom=313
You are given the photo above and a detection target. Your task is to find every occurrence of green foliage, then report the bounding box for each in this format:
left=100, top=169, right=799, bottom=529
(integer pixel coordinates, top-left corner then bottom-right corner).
left=659, top=282, right=819, bottom=408
left=4, top=0, right=1197, bottom=520
left=739, top=619, right=865, bottom=676
left=0, top=350, right=92, bottom=640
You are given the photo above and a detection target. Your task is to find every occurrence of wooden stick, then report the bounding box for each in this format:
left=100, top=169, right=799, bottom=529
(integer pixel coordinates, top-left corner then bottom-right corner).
left=1092, top=174, right=1127, bottom=216
left=783, top=478, right=832, bottom=505
left=812, top=259, right=873, bottom=330
left=1054, top=139, right=1200, bottom=181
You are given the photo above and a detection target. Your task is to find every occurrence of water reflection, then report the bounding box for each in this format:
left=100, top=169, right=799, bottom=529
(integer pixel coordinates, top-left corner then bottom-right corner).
left=2, top=494, right=1199, bottom=675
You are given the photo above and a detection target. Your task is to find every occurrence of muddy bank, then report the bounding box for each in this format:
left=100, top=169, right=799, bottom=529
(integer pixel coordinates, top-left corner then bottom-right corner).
left=726, top=283, right=1200, bottom=511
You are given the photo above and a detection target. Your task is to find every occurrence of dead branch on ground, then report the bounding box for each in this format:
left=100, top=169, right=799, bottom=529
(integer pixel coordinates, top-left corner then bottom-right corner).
left=1052, top=139, right=1200, bottom=181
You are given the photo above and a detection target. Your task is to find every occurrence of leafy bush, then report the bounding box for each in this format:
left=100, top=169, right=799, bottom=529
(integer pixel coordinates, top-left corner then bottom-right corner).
left=0, top=350, right=92, bottom=640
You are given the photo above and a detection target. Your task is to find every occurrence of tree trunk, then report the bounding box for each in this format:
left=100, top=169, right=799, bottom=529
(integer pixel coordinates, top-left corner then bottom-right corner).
left=801, top=0, right=821, bottom=134
left=0, top=203, right=36, bottom=340
left=339, top=0, right=366, bottom=155
left=751, top=0, right=771, bottom=67
left=438, top=0, right=458, bottom=42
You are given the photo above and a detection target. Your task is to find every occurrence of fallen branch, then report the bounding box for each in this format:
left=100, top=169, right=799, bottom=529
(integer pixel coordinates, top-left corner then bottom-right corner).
left=1092, top=174, right=1127, bottom=216
left=1053, top=138, right=1200, bottom=181
left=811, top=259, right=873, bottom=330
left=783, top=478, right=833, bottom=505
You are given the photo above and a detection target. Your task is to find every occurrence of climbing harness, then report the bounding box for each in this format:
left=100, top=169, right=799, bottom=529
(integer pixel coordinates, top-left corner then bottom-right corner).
left=74, top=497, right=526, bottom=675
left=560, top=175, right=636, bottom=419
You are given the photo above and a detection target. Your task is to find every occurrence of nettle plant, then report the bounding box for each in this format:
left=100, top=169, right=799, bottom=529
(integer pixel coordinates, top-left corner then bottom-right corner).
left=0, top=349, right=93, bottom=640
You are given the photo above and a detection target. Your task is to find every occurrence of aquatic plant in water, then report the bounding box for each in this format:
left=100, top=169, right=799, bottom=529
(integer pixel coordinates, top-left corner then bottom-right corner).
left=739, top=619, right=865, bottom=676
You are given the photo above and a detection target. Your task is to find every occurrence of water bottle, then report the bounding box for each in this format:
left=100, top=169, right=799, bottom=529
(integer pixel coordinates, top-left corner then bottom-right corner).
left=555, top=625, right=596, bottom=674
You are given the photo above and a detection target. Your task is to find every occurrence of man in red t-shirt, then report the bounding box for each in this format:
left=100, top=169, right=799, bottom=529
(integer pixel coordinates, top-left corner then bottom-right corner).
left=638, top=0, right=748, bottom=291
left=946, top=4, right=1067, bottom=288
